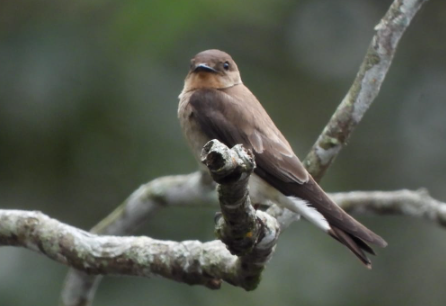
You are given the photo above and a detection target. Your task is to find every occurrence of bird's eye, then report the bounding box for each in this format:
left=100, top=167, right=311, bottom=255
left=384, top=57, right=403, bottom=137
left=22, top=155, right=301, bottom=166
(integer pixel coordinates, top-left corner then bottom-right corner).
left=223, top=62, right=230, bottom=70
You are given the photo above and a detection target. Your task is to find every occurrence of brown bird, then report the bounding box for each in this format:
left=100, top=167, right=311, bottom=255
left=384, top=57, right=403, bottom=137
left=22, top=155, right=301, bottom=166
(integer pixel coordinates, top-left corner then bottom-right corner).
left=178, top=49, right=387, bottom=268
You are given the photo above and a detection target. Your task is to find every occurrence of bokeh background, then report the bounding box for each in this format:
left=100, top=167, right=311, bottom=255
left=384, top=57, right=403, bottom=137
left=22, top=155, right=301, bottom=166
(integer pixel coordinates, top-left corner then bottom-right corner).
left=1, top=0, right=446, bottom=305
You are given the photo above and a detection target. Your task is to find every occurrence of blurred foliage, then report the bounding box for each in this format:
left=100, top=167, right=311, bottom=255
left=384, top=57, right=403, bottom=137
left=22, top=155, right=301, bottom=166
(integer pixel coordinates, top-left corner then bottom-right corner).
left=1, top=0, right=446, bottom=305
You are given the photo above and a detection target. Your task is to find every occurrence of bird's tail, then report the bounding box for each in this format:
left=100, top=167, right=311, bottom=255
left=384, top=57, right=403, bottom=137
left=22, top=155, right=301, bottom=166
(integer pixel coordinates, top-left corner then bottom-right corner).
left=328, top=226, right=375, bottom=269
left=281, top=193, right=386, bottom=269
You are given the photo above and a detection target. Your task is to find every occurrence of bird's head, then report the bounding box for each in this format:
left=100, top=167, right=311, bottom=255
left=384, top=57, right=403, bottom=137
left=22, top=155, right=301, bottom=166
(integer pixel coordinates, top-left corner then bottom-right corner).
left=182, top=49, right=242, bottom=92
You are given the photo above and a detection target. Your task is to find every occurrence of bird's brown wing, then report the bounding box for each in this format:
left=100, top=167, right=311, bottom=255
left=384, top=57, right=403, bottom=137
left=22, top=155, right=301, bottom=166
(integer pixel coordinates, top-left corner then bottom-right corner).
left=188, top=87, right=387, bottom=250
left=189, top=88, right=309, bottom=184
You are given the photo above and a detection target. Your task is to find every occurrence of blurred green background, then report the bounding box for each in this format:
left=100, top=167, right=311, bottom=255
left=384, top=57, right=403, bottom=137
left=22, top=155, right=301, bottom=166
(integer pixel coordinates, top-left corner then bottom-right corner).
left=1, top=0, right=446, bottom=305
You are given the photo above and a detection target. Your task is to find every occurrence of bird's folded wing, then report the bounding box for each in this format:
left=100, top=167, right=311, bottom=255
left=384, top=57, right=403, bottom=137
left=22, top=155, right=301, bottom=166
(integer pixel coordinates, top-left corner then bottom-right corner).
left=188, top=88, right=309, bottom=184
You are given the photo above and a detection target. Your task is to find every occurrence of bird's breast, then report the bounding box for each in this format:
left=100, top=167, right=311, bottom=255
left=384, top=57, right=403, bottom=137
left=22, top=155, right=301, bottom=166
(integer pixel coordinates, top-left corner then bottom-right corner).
left=178, top=91, right=211, bottom=162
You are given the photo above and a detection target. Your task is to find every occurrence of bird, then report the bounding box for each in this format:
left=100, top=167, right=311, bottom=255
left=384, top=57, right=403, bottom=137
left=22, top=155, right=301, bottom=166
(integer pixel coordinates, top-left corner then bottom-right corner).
left=178, top=49, right=387, bottom=268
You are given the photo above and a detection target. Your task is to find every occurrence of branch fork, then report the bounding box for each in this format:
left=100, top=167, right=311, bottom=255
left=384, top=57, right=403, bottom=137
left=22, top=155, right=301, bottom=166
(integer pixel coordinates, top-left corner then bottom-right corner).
left=201, top=139, right=280, bottom=288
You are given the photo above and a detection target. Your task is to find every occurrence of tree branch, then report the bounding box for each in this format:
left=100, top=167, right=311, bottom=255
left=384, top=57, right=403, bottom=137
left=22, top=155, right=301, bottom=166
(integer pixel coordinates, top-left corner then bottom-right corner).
left=332, top=189, right=446, bottom=227
left=202, top=140, right=263, bottom=255
left=268, top=0, right=429, bottom=226
left=3, top=142, right=281, bottom=295
left=303, top=0, right=428, bottom=182
left=201, top=140, right=280, bottom=289
left=0, top=210, right=247, bottom=289
left=61, top=171, right=218, bottom=306
left=2, top=190, right=445, bottom=285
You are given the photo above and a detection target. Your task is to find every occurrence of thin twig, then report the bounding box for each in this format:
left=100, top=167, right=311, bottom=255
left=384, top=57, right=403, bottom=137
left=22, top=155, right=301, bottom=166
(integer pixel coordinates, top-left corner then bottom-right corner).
left=333, top=189, right=446, bottom=227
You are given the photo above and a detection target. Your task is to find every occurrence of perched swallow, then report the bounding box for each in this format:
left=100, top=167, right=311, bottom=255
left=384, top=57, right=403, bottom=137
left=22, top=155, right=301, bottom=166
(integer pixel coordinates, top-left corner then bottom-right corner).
left=178, top=49, right=387, bottom=268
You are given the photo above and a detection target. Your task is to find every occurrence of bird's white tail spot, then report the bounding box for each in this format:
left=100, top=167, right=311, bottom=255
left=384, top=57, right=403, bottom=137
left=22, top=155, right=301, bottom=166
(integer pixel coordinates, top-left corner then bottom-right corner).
left=278, top=194, right=330, bottom=232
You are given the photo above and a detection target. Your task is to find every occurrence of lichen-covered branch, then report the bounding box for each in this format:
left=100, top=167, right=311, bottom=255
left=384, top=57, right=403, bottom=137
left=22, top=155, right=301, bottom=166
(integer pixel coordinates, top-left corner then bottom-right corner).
left=333, top=189, right=446, bottom=227
left=5, top=140, right=282, bottom=294
left=2, top=188, right=445, bottom=275
left=61, top=141, right=281, bottom=306
left=303, top=0, right=429, bottom=182
left=271, top=188, right=446, bottom=233
left=201, top=140, right=280, bottom=289
left=202, top=140, right=262, bottom=255
left=2, top=188, right=446, bottom=303
left=0, top=210, right=266, bottom=290
left=61, top=170, right=218, bottom=306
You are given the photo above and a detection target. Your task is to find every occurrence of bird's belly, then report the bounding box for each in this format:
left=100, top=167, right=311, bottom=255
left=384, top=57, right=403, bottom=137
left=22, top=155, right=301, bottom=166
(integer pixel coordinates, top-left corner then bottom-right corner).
left=178, top=104, right=211, bottom=163
left=185, top=123, right=210, bottom=160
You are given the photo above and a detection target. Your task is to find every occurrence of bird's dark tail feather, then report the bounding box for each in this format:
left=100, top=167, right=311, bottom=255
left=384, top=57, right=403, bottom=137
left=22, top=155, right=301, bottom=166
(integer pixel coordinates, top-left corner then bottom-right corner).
left=328, top=226, right=375, bottom=269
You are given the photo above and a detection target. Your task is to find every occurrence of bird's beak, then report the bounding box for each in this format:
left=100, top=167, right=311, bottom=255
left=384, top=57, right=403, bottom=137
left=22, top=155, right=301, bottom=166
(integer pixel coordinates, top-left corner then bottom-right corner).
left=194, top=63, right=217, bottom=73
